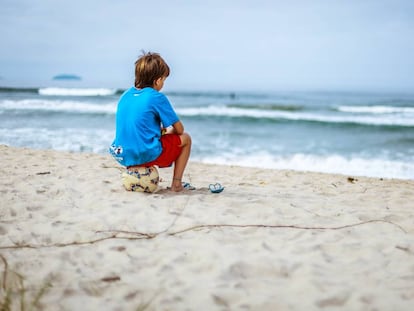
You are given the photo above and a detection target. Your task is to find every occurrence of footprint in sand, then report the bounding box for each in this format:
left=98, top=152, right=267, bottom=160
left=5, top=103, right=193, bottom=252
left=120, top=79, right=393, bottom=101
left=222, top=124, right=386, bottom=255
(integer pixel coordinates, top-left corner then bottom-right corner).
left=0, top=225, right=8, bottom=235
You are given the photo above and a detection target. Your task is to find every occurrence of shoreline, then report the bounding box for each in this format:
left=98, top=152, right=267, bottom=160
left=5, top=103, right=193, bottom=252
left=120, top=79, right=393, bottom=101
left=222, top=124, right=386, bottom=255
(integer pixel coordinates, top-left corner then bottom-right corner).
left=1, top=145, right=414, bottom=310
left=1, top=144, right=412, bottom=182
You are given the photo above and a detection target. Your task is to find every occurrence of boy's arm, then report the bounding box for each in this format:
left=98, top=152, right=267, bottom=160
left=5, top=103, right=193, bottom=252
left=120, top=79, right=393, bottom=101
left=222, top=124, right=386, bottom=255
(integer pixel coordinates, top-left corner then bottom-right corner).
left=171, top=120, right=184, bottom=135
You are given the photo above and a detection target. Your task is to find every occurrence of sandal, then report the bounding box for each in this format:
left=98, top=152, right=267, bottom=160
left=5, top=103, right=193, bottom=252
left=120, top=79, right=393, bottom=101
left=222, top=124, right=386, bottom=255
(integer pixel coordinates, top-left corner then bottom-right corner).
left=209, top=183, right=224, bottom=193
left=182, top=182, right=196, bottom=190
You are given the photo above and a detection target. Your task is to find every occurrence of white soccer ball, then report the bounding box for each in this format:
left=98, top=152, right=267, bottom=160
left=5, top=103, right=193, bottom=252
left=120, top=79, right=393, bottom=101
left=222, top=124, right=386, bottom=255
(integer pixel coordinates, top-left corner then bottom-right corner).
left=122, top=166, right=159, bottom=193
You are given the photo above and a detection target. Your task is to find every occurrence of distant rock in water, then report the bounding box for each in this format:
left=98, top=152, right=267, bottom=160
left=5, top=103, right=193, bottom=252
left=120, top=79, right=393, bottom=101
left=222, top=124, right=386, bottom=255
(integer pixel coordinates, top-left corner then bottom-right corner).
left=52, top=74, right=82, bottom=81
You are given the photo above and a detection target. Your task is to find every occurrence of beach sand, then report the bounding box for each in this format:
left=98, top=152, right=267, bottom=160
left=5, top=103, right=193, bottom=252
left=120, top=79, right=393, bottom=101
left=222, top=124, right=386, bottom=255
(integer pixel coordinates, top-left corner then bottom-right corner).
left=1, top=145, right=414, bottom=310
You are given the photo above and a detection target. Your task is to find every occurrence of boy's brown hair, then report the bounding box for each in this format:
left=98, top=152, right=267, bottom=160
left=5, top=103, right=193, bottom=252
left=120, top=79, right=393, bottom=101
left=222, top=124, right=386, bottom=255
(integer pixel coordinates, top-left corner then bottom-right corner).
left=134, top=52, right=170, bottom=89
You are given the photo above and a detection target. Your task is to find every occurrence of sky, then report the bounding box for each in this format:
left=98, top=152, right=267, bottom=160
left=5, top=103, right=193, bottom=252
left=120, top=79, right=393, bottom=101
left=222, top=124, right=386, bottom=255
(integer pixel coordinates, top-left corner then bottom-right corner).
left=1, top=0, right=414, bottom=92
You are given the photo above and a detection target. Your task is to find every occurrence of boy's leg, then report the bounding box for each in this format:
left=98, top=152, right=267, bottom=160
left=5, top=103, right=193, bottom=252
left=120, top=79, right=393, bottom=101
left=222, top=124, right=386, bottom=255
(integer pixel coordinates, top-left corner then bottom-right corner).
left=171, top=133, right=191, bottom=192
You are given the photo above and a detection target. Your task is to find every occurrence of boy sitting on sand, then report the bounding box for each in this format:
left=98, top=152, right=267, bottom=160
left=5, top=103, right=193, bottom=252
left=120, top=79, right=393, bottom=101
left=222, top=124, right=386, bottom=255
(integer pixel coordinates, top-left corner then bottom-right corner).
left=110, top=52, right=192, bottom=192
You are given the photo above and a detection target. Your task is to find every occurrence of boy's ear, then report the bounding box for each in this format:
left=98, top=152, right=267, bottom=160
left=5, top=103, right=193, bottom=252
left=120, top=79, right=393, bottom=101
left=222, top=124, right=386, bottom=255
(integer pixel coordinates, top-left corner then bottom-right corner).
left=154, top=77, right=161, bottom=86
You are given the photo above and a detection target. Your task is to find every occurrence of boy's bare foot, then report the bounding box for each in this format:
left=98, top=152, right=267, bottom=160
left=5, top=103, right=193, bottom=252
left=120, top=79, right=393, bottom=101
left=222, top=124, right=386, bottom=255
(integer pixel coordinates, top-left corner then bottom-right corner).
left=169, top=180, right=196, bottom=192
left=171, top=178, right=183, bottom=192
left=170, top=185, right=184, bottom=192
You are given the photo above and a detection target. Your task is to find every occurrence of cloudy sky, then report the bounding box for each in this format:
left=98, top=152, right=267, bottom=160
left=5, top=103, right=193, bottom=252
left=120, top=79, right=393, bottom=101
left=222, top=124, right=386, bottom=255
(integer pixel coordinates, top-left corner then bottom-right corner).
left=1, top=0, right=413, bottom=91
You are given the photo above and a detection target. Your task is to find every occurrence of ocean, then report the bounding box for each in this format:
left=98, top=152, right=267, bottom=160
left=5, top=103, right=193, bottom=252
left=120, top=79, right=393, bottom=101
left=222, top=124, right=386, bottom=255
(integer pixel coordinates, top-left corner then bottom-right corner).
left=1, top=86, right=413, bottom=180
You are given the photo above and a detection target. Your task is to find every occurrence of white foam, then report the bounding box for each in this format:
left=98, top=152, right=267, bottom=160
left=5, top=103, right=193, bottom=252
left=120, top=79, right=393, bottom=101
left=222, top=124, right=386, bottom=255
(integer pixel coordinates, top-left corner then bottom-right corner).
left=0, top=99, right=116, bottom=114
left=338, top=105, right=414, bottom=114
left=195, top=152, right=414, bottom=180
left=0, top=127, right=113, bottom=154
left=176, top=105, right=414, bottom=127
left=39, top=87, right=117, bottom=96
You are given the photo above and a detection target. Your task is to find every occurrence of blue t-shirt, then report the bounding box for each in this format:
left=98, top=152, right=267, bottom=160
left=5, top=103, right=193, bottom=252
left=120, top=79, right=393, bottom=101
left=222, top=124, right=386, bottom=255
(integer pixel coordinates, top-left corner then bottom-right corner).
left=109, top=87, right=179, bottom=167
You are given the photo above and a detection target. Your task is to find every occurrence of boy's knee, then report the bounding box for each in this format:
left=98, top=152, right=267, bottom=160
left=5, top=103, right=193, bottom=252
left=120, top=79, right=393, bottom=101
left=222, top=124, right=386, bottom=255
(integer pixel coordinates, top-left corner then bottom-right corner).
left=180, top=132, right=191, bottom=146
left=186, top=132, right=192, bottom=143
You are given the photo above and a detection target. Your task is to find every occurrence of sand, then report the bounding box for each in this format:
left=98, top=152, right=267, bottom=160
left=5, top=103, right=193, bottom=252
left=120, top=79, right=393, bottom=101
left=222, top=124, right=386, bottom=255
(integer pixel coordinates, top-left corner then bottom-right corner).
left=1, top=144, right=414, bottom=310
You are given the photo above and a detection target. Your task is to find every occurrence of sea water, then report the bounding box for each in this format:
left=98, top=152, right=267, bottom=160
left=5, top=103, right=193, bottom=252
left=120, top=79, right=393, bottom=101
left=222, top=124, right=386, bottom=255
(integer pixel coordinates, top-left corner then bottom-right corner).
left=1, top=87, right=413, bottom=179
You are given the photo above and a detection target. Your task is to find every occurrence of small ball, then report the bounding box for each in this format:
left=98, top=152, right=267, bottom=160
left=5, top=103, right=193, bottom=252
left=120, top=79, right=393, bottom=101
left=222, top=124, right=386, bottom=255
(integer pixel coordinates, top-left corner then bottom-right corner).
left=122, top=166, right=159, bottom=193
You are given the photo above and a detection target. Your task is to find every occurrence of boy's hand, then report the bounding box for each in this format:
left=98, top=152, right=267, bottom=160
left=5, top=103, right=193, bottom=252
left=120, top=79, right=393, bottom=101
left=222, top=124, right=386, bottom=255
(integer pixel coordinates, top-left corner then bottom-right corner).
left=161, top=126, right=175, bottom=135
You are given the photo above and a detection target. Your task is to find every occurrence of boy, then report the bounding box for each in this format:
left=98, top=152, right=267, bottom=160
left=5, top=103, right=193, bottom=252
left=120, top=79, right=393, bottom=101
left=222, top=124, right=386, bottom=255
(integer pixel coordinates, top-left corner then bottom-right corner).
left=110, top=52, right=192, bottom=192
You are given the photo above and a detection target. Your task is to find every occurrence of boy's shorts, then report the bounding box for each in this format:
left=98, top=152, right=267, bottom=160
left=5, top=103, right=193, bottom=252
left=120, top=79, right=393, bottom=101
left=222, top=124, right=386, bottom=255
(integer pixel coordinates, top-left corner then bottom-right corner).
left=143, top=134, right=182, bottom=168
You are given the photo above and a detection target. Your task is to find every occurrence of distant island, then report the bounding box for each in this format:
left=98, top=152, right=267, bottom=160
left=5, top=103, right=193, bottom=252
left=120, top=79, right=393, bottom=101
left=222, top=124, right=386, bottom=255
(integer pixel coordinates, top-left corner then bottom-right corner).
left=52, top=74, right=82, bottom=81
